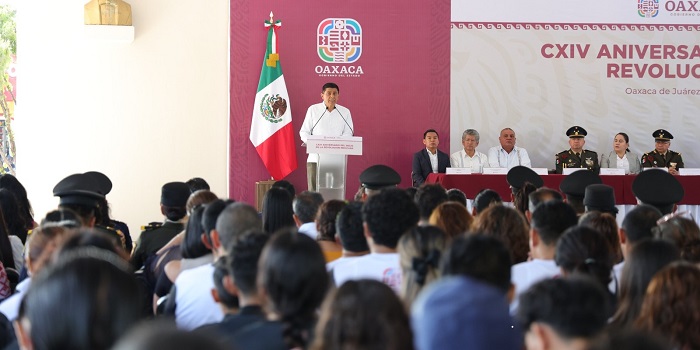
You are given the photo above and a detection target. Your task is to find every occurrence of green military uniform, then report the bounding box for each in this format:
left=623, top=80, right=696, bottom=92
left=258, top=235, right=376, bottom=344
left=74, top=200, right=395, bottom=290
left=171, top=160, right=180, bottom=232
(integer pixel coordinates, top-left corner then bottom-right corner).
left=642, top=129, right=684, bottom=170
left=129, top=221, right=184, bottom=270
left=555, top=149, right=600, bottom=174
left=641, top=149, right=684, bottom=169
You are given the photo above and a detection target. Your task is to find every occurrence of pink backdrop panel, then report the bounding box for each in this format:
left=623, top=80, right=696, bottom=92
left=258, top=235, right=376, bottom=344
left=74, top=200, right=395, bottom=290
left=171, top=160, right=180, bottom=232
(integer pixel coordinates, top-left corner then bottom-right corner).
left=230, top=0, right=450, bottom=204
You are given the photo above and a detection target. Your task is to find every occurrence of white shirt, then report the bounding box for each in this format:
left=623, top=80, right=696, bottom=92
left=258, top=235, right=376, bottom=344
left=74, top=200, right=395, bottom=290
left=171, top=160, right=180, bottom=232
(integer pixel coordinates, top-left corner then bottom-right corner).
left=427, top=148, right=439, bottom=173
left=487, top=146, right=532, bottom=169
left=510, top=259, right=560, bottom=313
left=450, top=149, right=488, bottom=172
left=333, top=253, right=402, bottom=292
left=0, top=277, right=31, bottom=321
left=298, top=222, right=318, bottom=240
left=299, top=102, right=354, bottom=163
left=174, top=263, right=224, bottom=330
left=615, top=153, right=630, bottom=174
left=9, top=235, right=23, bottom=270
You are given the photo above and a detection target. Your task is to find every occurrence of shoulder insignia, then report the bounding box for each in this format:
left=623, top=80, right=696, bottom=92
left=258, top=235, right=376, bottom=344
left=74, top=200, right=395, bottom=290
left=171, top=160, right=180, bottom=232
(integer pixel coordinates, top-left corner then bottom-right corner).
left=141, top=222, right=163, bottom=231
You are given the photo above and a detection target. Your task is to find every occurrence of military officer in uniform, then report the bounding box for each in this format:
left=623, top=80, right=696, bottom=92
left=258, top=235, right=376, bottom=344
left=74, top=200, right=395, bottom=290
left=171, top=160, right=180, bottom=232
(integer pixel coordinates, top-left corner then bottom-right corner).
left=641, top=129, right=684, bottom=175
left=130, top=181, right=191, bottom=270
left=555, top=126, right=599, bottom=174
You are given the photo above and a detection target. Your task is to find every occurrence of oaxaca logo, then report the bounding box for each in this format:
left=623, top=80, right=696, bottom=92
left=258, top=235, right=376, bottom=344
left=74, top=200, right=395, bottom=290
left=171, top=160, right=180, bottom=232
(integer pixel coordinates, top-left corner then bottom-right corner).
left=259, top=94, right=287, bottom=123
left=315, top=18, right=364, bottom=78
left=638, top=0, right=659, bottom=17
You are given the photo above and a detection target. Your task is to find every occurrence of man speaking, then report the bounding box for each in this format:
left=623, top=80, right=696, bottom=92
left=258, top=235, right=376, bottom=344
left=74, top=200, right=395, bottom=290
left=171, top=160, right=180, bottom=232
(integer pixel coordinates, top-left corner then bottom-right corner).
left=299, top=82, right=354, bottom=191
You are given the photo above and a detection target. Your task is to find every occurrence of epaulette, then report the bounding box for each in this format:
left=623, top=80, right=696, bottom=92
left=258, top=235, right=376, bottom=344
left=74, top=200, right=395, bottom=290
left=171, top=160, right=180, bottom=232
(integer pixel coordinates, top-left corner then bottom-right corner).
left=141, top=222, right=163, bottom=231
left=584, top=149, right=597, bottom=154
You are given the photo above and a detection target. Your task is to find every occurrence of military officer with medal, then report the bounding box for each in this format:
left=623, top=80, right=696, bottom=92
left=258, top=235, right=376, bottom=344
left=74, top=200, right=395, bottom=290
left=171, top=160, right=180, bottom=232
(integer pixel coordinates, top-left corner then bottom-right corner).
left=555, top=126, right=600, bottom=174
left=641, top=129, right=684, bottom=175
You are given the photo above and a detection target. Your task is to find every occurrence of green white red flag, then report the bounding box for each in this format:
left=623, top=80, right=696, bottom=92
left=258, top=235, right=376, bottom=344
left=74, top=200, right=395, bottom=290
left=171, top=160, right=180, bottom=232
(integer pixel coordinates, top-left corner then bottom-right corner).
left=249, top=12, right=297, bottom=180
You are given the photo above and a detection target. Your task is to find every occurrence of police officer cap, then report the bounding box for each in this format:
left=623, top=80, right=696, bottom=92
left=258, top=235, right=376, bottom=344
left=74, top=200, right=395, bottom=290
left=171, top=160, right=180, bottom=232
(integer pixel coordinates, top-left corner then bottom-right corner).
left=559, top=170, right=602, bottom=199
left=584, top=184, right=618, bottom=214
left=566, top=126, right=587, bottom=138
left=652, top=129, right=673, bottom=142
left=632, top=169, right=684, bottom=206
left=53, top=173, right=104, bottom=208
left=84, top=171, right=112, bottom=195
left=359, top=165, right=401, bottom=190
left=161, top=182, right=191, bottom=208
left=506, top=166, right=543, bottom=191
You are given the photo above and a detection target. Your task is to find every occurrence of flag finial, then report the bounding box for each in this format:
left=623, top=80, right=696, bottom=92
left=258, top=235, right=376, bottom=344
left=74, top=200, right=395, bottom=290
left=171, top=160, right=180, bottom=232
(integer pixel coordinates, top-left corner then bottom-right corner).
left=269, top=11, right=274, bottom=23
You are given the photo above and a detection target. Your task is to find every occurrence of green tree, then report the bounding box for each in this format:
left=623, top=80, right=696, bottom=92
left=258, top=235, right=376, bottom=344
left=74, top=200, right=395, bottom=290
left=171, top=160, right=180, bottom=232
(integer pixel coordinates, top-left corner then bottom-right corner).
left=0, top=5, right=16, bottom=174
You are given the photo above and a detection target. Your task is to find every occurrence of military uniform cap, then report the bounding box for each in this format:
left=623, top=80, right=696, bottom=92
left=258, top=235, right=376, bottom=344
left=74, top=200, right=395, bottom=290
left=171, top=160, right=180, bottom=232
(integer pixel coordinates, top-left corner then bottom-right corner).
left=84, top=171, right=112, bottom=195
left=559, top=170, right=602, bottom=199
left=506, top=166, right=543, bottom=191
left=584, top=184, right=618, bottom=214
left=632, top=169, right=684, bottom=206
left=652, top=129, right=673, bottom=141
left=161, top=182, right=191, bottom=207
left=360, top=165, right=401, bottom=190
left=566, top=126, right=587, bottom=138
left=53, top=173, right=104, bottom=208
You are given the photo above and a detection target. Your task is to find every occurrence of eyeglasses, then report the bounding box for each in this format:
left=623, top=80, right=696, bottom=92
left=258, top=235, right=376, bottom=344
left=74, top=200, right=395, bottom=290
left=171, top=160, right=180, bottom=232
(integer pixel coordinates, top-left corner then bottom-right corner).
left=656, top=211, right=694, bottom=226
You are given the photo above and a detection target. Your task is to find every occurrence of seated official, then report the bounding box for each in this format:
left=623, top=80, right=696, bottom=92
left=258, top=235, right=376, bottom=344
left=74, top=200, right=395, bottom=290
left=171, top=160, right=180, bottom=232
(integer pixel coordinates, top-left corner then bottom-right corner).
left=600, top=132, right=641, bottom=174
left=487, top=128, right=531, bottom=169
left=555, top=126, right=599, bottom=174
left=412, top=129, right=449, bottom=187
left=642, top=129, right=683, bottom=175
left=450, top=129, right=488, bottom=172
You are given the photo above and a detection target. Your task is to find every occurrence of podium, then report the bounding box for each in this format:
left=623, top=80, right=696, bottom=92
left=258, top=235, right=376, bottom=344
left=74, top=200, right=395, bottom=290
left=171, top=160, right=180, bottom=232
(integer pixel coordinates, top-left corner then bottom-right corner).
left=306, top=136, right=363, bottom=200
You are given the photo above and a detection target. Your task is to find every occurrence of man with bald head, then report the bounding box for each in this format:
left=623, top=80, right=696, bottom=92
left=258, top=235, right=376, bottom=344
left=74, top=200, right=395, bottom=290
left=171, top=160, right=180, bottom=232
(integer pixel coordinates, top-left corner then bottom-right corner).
left=487, top=128, right=532, bottom=169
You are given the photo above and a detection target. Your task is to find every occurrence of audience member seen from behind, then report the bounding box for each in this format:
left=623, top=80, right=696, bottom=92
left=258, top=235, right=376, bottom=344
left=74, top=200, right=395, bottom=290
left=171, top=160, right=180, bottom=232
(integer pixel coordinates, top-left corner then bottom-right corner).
left=635, top=262, right=700, bottom=350
left=413, top=235, right=521, bottom=350
left=579, top=211, right=623, bottom=264
left=445, top=188, right=467, bottom=208
left=327, top=202, right=369, bottom=281
left=555, top=226, right=615, bottom=311
left=473, top=204, right=530, bottom=265
left=15, top=248, right=143, bottom=350
left=311, top=279, right=414, bottom=350
left=471, top=188, right=502, bottom=217
left=114, top=321, right=227, bottom=350
left=517, top=277, right=611, bottom=350
left=186, top=177, right=211, bottom=193
left=600, top=132, right=642, bottom=174
left=261, top=187, right=295, bottom=234
left=653, top=214, right=700, bottom=262
left=293, top=191, right=324, bottom=239
left=398, top=226, right=448, bottom=307
left=414, top=183, right=447, bottom=226
left=232, top=229, right=329, bottom=350
left=510, top=200, right=578, bottom=313
left=428, top=201, right=473, bottom=239
left=526, top=187, right=563, bottom=223
left=0, top=174, right=35, bottom=240
left=614, top=205, right=663, bottom=283
left=507, top=165, right=543, bottom=216
left=0, top=189, right=29, bottom=269
left=586, top=329, right=672, bottom=350
left=608, top=239, right=679, bottom=332
left=332, top=188, right=419, bottom=291
left=315, top=200, right=346, bottom=262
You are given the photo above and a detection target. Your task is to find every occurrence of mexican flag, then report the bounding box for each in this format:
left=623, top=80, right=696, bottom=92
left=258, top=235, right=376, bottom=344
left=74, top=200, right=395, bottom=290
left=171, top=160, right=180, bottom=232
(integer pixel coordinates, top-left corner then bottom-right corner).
left=249, top=14, right=297, bottom=180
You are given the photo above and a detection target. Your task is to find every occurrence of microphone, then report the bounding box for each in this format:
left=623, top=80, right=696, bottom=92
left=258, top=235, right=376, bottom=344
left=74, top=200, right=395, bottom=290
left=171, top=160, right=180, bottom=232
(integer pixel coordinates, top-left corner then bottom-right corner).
left=335, top=107, right=354, bottom=135
left=310, top=108, right=328, bottom=135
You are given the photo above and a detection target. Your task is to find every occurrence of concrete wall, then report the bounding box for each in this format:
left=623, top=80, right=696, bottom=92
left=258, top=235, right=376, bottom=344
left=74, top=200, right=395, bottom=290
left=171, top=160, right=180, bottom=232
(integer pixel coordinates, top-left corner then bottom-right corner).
left=15, top=0, right=229, bottom=238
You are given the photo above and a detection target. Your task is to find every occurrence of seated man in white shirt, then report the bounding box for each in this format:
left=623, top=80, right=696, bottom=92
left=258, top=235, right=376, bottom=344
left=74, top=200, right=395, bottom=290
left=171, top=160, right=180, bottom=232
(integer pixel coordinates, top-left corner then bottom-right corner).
left=510, top=200, right=578, bottom=314
left=487, top=128, right=532, bottom=169
left=450, top=129, right=489, bottom=172
left=333, top=188, right=419, bottom=292
left=327, top=202, right=369, bottom=280
left=292, top=191, right=324, bottom=239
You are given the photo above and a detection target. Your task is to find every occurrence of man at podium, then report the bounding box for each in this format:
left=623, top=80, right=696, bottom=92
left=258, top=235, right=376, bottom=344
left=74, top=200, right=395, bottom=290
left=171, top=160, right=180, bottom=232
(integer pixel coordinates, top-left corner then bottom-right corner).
left=299, top=82, right=354, bottom=191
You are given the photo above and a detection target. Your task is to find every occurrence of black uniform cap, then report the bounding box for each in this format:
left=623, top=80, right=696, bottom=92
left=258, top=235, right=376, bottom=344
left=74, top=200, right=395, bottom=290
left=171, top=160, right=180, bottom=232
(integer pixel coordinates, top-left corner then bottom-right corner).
left=559, top=170, right=602, bottom=199
left=506, top=166, right=543, bottom=191
left=53, top=173, right=104, bottom=208
left=566, top=126, right=587, bottom=138
left=632, top=169, right=684, bottom=206
left=584, top=184, right=618, bottom=214
left=84, top=171, right=112, bottom=195
left=652, top=129, right=673, bottom=142
left=161, top=182, right=191, bottom=208
left=359, top=165, right=401, bottom=190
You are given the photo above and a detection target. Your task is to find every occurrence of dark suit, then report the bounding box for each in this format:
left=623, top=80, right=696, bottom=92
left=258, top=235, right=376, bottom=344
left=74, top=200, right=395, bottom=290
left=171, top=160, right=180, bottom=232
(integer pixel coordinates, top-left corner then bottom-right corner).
left=641, top=150, right=684, bottom=169
left=412, top=148, right=450, bottom=187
